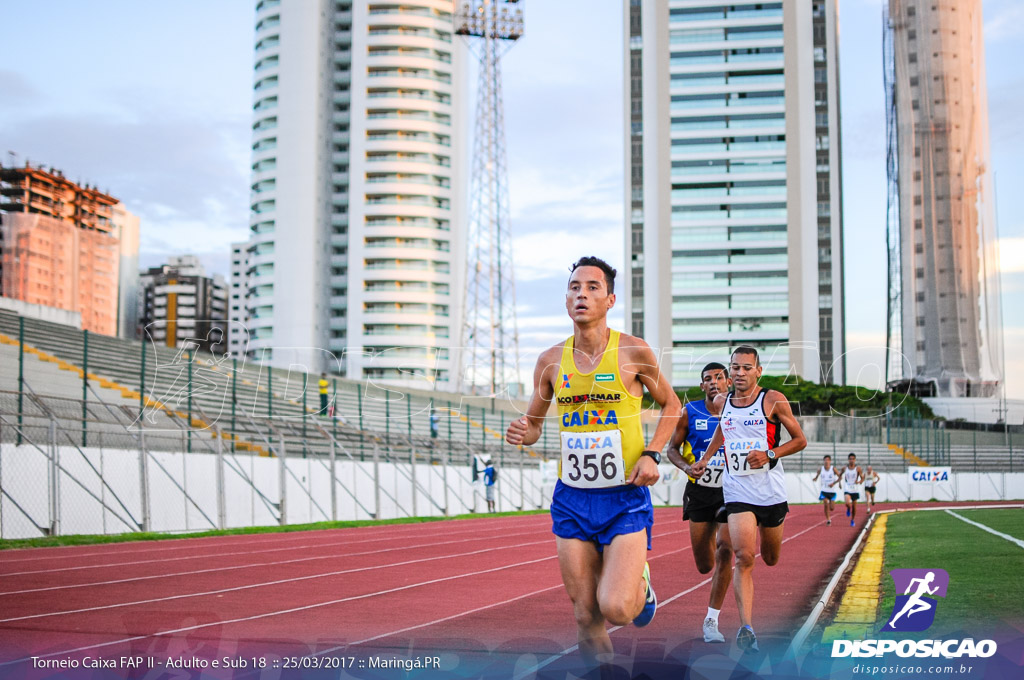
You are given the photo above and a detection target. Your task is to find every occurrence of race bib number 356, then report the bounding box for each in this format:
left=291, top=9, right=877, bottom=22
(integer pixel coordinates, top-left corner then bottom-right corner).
left=560, top=430, right=626, bottom=489
left=725, top=438, right=768, bottom=477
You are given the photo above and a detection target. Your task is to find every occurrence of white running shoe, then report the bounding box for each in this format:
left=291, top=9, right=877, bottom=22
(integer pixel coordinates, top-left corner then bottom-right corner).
left=703, top=617, right=725, bottom=643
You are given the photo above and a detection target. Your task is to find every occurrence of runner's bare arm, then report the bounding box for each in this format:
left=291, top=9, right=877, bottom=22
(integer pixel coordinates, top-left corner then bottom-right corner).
left=621, top=337, right=681, bottom=486
left=505, top=346, right=560, bottom=446
left=747, top=391, right=807, bottom=468
left=666, top=407, right=692, bottom=474
left=811, top=469, right=820, bottom=482
left=690, top=395, right=726, bottom=477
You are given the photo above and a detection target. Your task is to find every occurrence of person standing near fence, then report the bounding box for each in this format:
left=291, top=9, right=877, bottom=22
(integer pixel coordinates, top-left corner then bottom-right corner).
left=504, top=256, right=681, bottom=671
left=483, top=457, right=496, bottom=512
left=318, top=372, right=329, bottom=416
left=667, top=361, right=733, bottom=644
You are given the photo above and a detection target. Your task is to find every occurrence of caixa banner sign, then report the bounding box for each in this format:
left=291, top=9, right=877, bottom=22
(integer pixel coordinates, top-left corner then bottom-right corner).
left=908, top=466, right=952, bottom=484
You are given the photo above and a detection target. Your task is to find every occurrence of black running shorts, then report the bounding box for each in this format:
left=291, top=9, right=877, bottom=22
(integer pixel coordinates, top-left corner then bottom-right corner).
left=682, top=481, right=726, bottom=524
left=723, top=501, right=789, bottom=528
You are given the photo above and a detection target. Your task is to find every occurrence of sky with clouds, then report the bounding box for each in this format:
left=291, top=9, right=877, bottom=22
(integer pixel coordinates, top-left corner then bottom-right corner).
left=2, top=0, right=1022, bottom=398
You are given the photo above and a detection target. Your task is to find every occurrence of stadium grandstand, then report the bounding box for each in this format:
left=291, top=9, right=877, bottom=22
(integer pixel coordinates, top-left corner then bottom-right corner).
left=0, top=309, right=1020, bottom=540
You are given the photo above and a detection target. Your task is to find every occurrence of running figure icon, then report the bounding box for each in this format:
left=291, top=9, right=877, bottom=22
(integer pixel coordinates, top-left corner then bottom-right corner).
left=887, top=571, right=940, bottom=629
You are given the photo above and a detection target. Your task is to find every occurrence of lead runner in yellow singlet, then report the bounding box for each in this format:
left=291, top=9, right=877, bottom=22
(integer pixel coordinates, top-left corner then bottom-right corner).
left=505, top=257, right=680, bottom=670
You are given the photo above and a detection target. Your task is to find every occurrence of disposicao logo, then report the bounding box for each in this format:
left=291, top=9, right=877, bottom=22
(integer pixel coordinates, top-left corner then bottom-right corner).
left=831, top=568, right=998, bottom=659
left=885, top=568, right=948, bottom=632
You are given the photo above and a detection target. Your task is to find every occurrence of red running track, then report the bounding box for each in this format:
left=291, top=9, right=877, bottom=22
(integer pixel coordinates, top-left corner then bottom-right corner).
left=0, top=501, right=1006, bottom=677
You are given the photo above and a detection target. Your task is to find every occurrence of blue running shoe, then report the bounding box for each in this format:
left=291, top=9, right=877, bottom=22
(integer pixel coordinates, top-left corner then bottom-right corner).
left=736, top=625, right=759, bottom=654
left=846, top=506, right=851, bottom=517
left=633, top=562, right=657, bottom=627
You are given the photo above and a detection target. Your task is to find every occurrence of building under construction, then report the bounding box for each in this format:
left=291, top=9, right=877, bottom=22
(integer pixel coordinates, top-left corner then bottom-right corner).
left=885, top=0, right=1002, bottom=398
left=0, top=162, right=139, bottom=337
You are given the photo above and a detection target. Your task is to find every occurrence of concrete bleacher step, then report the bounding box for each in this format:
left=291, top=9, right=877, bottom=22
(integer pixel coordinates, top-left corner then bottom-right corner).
left=3, top=310, right=593, bottom=462
left=1, top=337, right=148, bottom=410
left=0, top=330, right=272, bottom=457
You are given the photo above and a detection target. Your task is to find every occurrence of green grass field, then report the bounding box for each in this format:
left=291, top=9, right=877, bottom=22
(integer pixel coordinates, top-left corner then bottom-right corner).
left=877, top=508, right=1024, bottom=637
left=0, top=509, right=549, bottom=551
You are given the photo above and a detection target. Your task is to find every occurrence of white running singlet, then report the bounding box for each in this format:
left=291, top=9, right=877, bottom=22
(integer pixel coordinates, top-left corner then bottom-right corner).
left=719, top=389, right=787, bottom=506
left=842, top=466, right=860, bottom=493
left=819, top=466, right=838, bottom=492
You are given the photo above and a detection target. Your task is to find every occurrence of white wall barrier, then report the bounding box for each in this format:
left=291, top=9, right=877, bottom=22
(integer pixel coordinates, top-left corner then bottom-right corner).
left=4, top=446, right=1019, bottom=540
left=0, top=444, right=551, bottom=540
left=786, top=469, right=1024, bottom=504
left=656, top=466, right=1023, bottom=508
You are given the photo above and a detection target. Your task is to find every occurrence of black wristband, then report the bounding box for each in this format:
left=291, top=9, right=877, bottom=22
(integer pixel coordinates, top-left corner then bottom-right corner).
left=641, top=450, right=662, bottom=464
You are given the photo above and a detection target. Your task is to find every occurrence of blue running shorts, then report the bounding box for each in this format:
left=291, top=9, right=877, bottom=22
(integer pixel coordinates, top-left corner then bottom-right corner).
left=819, top=491, right=836, bottom=501
left=550, top=480, right=653, bottom=552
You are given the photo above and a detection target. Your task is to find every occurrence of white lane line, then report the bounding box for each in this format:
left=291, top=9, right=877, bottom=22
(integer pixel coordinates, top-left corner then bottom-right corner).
left=0, top=522, right=679, bottom=614
left=350, top=584, right=565, bottom=646
left=0, top=514, right=554, bottom=561
left=0, top=553, right=559, bottom=667
left=0, top=516, right=550, bottom=569
left=945, top=509, right=1024, bottom=549
left=0, top=520, right=544, bottom=577
left=513, top=517, right=824, bottom=680
left=309, top=535, right=699, bottom=656
left=0, top=537, right=554, bottom=624
left=0, top=528, right=545, bottom=596
left=0, top=524, right=686, bottom=667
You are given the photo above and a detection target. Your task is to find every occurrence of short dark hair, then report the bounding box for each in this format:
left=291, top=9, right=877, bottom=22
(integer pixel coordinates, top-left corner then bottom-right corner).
left=570, top=256, right=616, bottom=295
left=848, top=452, right=857, bottom=459
left=731, top=345, right=760, bottom=366
left=824, top=455, right=831, bottom=460
left=701, top=362, right=729, bottom=379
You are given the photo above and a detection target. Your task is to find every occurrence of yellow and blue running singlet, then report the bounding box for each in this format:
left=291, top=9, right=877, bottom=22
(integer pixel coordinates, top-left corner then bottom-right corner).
left=555, top=330, right=644, bottom=487
left=550, top=330, right=654, bottom=550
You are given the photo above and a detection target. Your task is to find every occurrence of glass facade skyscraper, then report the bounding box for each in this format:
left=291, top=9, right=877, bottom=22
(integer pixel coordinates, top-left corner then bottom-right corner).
left=626, top=0, right=844, bottom=386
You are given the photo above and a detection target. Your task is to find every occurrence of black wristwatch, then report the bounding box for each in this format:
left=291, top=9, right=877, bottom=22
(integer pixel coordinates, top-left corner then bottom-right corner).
left=641, top=450, right=662, bottom=464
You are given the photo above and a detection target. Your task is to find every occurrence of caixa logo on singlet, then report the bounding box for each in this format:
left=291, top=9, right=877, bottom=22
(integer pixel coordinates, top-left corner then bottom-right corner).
left=561, top=410, right=618, bottom=427
left=831, top=569, right=998, bottom=659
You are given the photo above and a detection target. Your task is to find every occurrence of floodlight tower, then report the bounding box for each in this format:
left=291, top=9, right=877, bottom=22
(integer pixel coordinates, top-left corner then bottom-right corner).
left=456, top=0, right=524, bottom=396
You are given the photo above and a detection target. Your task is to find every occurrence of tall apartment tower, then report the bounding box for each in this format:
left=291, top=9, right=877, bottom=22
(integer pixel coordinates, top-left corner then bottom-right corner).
left=625, top=0, right=844, bottom=387
left=888, top=0, right=1002, bottom=397
left=228, top=241, right=251, bottom=359
left=246, top=0, right=467, bottom=387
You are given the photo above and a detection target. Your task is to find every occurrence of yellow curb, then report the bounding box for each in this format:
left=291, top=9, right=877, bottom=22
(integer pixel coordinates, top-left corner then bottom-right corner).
left=822, top=514, right=889, bottom=643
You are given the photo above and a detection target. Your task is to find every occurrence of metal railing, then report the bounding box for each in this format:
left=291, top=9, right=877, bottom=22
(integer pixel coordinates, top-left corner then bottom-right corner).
left=0, top=384, right=550, bottom=539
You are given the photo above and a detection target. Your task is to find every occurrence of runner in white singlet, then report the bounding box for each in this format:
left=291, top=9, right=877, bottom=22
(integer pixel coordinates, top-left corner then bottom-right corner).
left=811, top=455, right=839, bottom=525
left=841, top=453, right=864, bottom=527
left=690, top=346, right=808, bottom=654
